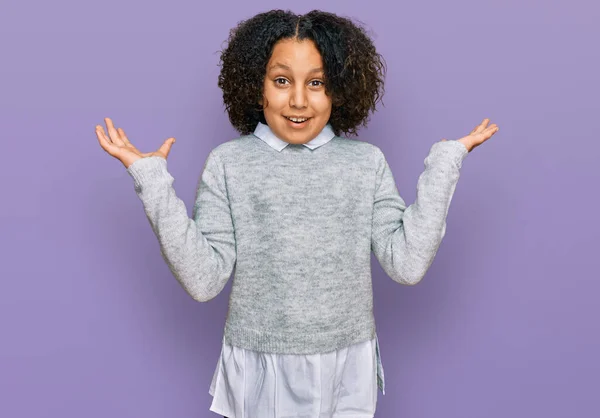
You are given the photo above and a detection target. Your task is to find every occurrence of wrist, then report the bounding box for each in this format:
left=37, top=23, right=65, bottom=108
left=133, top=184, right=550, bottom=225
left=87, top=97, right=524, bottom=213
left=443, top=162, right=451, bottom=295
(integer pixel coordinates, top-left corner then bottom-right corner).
left=457, top=139, right=471, bottom=152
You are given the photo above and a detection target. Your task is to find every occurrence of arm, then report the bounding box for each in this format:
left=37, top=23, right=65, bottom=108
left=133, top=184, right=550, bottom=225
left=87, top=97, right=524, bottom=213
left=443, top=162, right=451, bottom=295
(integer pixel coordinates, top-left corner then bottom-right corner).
left=371, top=140, right=468, bottom=285
left=126, top=151, right=236, bottom=302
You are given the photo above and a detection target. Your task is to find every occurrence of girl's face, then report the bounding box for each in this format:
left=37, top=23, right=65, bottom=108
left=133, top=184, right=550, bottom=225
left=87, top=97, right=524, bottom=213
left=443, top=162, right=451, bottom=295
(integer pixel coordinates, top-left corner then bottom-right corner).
left=261, top=38, right=333, bottom=145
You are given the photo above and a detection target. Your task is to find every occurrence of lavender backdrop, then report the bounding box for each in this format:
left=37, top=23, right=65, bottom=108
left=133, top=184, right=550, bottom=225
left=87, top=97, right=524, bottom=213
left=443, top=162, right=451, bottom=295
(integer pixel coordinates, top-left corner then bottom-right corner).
left=1, top=0, right=598, bottom=417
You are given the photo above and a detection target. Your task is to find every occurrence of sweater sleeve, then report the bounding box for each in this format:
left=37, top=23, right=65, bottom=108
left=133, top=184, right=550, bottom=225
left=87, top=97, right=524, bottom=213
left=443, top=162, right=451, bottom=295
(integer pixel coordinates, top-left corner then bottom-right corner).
left=126, top=151, right=236, bottom=302
left=371, top=140, right=468, bottom=285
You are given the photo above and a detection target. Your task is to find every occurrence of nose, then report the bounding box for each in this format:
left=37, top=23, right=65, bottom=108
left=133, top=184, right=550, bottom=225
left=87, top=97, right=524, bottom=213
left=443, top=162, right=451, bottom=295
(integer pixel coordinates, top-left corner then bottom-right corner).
left=289, top=83, right=308, bottom=109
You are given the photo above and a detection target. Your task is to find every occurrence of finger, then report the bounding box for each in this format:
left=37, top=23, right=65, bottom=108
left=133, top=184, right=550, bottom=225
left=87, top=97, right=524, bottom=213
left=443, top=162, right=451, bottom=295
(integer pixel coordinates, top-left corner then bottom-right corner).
left=158, top=137, right=176, bottom=157
left=484, top=124, right=498, bottom=134
left=118, top=128, right=132, bottom=145
left=117, top=127, right=140, bottom=152
left=104, top=117, right=125, bottom=146
left=96, top=126, right=112, bottom=144
left=477, top=125, right=499, bottom=141
left=95, top=126, right=118, bottom=155
left=489, top=126, right=499, bottom=136
left=472, top=118, right=490, bottom=134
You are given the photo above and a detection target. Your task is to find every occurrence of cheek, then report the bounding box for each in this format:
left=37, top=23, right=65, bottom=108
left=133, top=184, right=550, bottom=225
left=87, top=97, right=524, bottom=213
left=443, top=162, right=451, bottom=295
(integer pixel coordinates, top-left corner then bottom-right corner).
left=314, top=94, right=333, bottom=116
left=263, top=85, right=286, bottom=108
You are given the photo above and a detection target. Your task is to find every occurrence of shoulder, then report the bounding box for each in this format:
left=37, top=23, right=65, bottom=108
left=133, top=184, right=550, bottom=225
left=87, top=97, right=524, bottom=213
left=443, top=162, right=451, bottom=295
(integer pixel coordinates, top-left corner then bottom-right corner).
left=335, top=135, right=384, bottom=154
left=205, top=134, right=256, bottom=164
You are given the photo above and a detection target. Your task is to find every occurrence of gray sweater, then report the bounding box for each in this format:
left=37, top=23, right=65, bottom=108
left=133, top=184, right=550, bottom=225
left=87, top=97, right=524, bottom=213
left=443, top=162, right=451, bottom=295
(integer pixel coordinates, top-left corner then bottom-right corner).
left=126, top=130, right=468, bottom=355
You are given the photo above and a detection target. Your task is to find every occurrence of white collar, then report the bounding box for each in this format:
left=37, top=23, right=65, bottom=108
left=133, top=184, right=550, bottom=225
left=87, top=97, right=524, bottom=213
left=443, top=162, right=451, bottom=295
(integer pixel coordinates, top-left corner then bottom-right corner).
left=253, top=121, right=335, bottom=152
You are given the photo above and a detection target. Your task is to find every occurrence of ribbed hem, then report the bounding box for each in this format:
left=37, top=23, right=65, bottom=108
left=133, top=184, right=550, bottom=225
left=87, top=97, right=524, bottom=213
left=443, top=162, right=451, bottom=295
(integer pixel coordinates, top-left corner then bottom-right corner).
left=223, top=319, right=376, bottom=355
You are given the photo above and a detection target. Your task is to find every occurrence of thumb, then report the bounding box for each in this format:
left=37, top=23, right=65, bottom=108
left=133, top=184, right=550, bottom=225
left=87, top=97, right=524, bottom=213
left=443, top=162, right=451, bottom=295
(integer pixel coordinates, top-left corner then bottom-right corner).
left=441, top=138, right=447, bottom=142
left=158, top=137, right=176, bottom=157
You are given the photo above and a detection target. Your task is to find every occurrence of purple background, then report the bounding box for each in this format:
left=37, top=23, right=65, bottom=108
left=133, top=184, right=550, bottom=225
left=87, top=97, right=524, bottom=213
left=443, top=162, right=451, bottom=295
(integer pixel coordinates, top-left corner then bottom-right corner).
left=1, top=0, right=598, bottom=417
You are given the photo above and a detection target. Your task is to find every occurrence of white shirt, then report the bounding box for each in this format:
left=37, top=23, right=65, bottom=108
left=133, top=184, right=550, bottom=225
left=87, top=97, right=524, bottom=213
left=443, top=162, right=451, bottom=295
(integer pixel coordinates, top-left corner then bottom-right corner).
left=208, top=122, right=385, bottom=418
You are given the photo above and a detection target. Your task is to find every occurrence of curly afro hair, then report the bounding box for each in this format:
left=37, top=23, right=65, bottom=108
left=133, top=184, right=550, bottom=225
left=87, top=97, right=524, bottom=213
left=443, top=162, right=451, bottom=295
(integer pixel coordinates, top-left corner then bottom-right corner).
left=217, top=9, right=387, bottom=137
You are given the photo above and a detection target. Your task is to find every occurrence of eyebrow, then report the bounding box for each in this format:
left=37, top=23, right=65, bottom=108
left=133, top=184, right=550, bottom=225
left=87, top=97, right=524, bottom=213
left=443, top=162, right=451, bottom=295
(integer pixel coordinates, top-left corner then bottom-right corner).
left=268, top=63, right=324, bottom=74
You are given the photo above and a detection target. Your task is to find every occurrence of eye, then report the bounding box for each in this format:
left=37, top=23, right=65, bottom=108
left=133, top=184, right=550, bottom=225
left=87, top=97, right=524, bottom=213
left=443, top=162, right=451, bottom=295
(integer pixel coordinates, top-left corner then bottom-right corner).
left=309, top=80, right=324, bottom=87
left=274, top=78, right=289, bottom=86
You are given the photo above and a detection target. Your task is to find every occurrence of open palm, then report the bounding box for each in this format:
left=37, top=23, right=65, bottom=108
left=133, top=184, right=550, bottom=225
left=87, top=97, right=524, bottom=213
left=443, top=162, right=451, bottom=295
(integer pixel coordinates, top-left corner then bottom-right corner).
left=95, top=117, right=176, bottom=169
left=442, top=118, right=499, bottom=152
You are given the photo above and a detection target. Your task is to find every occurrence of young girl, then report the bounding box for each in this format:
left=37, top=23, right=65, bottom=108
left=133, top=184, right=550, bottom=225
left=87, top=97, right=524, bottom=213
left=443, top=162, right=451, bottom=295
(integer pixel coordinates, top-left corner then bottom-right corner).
left=95, top=9, right=498, bottom=418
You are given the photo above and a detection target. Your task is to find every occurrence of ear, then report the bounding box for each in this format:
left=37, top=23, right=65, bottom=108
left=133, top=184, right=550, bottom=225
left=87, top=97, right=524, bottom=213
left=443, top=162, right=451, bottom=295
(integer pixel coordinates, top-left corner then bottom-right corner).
left=258, top=95, right=268, bottom=108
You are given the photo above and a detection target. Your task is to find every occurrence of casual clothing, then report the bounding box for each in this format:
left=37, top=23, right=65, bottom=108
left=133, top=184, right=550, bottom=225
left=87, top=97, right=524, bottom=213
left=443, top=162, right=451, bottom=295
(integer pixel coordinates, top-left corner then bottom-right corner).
left=208, top=334, right=381, bottom=418
left=205, top=123, right=386, bottom=418
left=125, top=122, right=467, bottom=353
left=126, top=120, right=468, bottom=416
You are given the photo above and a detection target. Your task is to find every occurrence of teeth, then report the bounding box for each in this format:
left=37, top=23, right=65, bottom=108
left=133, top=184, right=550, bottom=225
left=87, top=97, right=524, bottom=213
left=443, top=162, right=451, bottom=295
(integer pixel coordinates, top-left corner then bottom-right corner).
left=287, top=117, right=308, bottom=122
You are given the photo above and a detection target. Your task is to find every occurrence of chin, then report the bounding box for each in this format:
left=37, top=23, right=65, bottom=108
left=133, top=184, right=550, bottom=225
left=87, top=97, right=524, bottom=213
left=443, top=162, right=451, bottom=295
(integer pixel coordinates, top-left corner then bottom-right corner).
left=282, top=132, right=314, bottom=144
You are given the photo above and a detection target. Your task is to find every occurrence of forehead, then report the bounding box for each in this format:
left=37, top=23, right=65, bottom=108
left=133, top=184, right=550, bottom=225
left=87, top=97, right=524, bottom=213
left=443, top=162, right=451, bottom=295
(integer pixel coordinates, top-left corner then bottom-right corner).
left=267, top=38, right=323, bottom=71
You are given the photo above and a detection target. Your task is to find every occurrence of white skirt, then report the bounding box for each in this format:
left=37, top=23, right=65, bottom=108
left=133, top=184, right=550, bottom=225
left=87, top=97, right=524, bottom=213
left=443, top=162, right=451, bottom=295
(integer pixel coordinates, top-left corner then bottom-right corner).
left=208, top=334, right=385, bottom=418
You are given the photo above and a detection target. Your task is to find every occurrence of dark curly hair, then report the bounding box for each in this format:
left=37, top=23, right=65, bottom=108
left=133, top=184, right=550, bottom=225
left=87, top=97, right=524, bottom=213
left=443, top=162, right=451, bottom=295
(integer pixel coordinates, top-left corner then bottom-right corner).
left=217, top=9, right=386, bottom=137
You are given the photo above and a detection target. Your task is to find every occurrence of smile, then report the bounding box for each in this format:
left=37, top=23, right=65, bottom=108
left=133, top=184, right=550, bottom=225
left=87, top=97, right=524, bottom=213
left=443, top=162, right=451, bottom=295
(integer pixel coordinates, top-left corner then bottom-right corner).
left=284, top=116, right=311, bottom=123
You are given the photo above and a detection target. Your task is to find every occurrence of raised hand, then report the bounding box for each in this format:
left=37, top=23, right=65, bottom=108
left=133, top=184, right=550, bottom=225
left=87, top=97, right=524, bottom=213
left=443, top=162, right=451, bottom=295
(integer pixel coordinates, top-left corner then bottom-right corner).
left=95, top=117, right=176, bottom=169
left=441, top=118, right=499, bottom=152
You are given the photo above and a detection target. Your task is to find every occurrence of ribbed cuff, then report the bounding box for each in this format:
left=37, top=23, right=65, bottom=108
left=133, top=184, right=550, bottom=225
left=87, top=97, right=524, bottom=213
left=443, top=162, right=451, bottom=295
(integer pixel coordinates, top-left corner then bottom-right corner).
left=125, top=156, right=170, bottom=192
left=429, top=140, right=469, bottom=168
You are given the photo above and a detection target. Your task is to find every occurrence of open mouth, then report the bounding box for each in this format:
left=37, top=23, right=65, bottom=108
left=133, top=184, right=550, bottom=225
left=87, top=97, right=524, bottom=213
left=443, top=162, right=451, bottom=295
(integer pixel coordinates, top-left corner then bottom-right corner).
left=284, top=116, right=311, bottom=124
